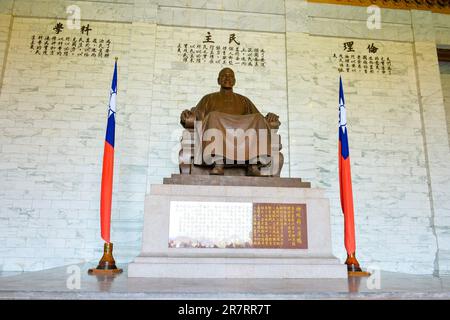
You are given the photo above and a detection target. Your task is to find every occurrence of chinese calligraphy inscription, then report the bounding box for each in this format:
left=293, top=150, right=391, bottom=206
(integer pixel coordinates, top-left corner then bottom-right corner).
left=177, top=31, right=266, bottom=67
left=167, top=201, right=308, bottom=249
left=333, top=41, right=392, bottom=75
left=253, top=203, right=308, bottom=249
left=29, top=22, right=112, bottom=59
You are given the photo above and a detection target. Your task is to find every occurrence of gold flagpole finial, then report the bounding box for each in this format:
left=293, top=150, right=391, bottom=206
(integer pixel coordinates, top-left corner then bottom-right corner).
left=115, top=57, right=118, bottom=62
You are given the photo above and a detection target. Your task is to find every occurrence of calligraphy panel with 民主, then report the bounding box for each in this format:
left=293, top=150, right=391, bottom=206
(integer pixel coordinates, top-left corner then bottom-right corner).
left=252, top=203, right=308, bottom=249
left=177, top=31, right=266, bottom=68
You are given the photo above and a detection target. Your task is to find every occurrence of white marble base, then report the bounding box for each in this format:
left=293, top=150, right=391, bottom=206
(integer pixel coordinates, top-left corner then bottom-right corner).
left=129, top=256, right=347, bottom=278
left=128, top=183, right=347, bottom=279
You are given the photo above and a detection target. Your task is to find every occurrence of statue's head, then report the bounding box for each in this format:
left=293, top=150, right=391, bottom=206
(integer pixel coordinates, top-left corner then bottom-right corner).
left=217, top=68, right=236, bottom=90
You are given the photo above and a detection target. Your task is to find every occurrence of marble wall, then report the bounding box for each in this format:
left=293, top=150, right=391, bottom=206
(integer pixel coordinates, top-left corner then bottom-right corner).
left=0, top=0, right=450, bottom=275
left=0, top=15, right=152, bottom=270
left=287, top=32, right=439, bottom=273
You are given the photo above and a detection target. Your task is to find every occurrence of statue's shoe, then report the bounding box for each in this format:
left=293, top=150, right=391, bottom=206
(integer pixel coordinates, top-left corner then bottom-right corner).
left=247, top=164, right=261, bottom=176
left=210, top=164, right=224, bottom=175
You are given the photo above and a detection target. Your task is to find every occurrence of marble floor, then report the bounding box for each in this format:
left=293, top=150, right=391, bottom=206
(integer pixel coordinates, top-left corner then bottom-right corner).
left=0, top=263, right=449, bottom=299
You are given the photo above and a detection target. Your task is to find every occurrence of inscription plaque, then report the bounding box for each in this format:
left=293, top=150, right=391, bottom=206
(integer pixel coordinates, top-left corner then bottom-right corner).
left=252, top=203, right=307, bottom=249
left=168, top=201, right=308, bottom=249
left=169, top=201, right=253, bottom=248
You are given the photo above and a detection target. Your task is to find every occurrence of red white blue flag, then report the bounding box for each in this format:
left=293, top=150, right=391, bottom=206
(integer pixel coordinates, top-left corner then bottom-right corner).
left=100, top=60, right=117, bottom=243
left=338, top=76, right=356, bottom=255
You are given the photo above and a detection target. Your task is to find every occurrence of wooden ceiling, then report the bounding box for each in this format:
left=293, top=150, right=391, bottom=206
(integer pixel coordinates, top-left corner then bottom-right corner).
left=307, top=0, right=450, bottom=14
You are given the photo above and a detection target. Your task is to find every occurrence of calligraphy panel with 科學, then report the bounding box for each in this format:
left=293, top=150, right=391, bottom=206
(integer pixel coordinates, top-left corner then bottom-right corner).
left=29, top=21, right=112, bottom=59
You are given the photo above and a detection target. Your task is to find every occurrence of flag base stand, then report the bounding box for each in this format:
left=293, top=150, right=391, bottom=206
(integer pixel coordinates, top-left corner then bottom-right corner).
left=88, top=242, right=123, bottom=275
left=346, top=252, right=370, bottom=277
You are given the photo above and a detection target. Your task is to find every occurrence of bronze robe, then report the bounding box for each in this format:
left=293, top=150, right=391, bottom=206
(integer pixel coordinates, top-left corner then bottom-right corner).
left=193, top=92, right=272, bottom=165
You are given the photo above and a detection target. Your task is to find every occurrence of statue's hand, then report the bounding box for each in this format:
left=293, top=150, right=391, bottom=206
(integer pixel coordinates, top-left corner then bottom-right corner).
left=265, top=112, right=279, bottom=123
left=181, top=109, right=194, bottom=123
left=180, top=109, right=195, bottom=128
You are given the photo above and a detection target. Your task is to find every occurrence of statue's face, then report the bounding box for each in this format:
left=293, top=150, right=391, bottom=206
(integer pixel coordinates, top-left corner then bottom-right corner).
left=218, top=68, right=235, bottom=89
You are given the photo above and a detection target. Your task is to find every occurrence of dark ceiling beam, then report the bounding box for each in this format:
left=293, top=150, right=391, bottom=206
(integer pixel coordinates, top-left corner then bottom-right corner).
left=437, top=48, right=450, bottom=62
left=307, top=0, right=450, bottom=14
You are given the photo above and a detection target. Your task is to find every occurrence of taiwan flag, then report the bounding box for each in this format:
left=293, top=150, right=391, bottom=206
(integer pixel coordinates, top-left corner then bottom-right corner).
left=338, top=76, right=356, bottom=256
left=100, top=60, right=117, bottom=243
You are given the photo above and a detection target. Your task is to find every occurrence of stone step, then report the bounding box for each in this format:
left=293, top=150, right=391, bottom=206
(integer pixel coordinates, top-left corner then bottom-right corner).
left=163, top=174, right=311, bottom=188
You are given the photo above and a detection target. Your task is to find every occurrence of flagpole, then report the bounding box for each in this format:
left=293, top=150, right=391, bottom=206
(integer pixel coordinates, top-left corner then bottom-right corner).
left=89, top=57, right=122, bottom=276
left=338, top=76, right=370, bottom=277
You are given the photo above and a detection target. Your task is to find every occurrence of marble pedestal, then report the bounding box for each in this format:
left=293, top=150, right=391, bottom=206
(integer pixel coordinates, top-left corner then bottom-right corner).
left=128, top=178, right=347, bottom=279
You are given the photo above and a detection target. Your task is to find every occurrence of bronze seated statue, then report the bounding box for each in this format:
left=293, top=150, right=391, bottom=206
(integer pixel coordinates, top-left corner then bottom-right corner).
left=179, top=68, right=284, bottom=177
